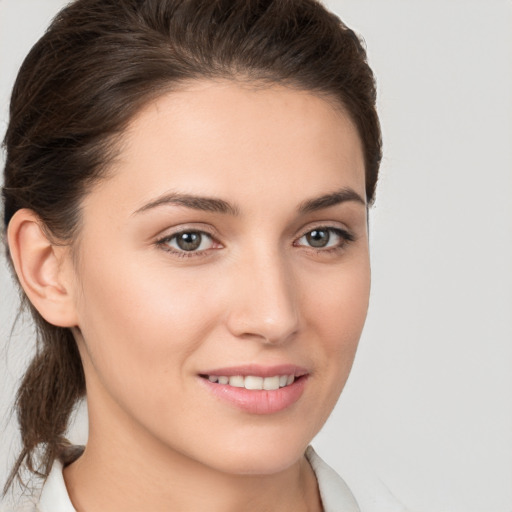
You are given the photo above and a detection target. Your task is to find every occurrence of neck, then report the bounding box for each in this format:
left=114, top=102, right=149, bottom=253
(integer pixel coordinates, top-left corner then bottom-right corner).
left=63, top=399, right=322, bottom=512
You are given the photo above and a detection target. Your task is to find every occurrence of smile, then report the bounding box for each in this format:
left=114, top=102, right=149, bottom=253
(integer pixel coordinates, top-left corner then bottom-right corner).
left=199, top=366, right=308, bottom=414
left=203, top=374, right=295, bottom=390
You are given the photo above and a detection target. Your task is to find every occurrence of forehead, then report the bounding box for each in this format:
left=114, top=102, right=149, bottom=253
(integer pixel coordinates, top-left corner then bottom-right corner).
left=83, top=80, right=366, bottom=217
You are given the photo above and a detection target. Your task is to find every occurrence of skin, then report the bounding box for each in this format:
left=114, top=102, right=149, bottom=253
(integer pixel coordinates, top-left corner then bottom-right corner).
left=10, top=80, right=370, bottom=511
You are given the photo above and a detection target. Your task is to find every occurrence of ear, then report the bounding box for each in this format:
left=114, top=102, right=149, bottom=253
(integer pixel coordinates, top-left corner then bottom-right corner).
left=7, top=209, right=79, bottom=327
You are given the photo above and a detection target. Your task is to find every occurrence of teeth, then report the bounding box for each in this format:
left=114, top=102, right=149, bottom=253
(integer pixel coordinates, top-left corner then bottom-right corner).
left=229, top=375, right=245, bottom=388
left=207, top=374, right=296, bottom=390
left=245, top=376, right=264, bottom=390
left=263, top=376, right=280, bottom=391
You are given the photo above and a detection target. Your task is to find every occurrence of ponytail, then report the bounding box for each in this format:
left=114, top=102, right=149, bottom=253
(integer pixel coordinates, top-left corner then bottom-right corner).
left=3, top=309, right=85, bottom=493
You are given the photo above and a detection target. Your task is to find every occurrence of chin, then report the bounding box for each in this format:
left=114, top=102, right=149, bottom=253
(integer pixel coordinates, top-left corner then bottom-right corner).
left=208, top=434, right=312, bottom=476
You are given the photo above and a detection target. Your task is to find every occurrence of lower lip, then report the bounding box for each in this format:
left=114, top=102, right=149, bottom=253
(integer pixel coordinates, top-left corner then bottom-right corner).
left=200, top=376, right=307, bottom=415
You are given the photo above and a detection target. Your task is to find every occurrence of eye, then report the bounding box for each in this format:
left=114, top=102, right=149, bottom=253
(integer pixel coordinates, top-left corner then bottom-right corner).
left=160, top=230, right=216, bottom=253
left=296, top=227, right=353, bottom=250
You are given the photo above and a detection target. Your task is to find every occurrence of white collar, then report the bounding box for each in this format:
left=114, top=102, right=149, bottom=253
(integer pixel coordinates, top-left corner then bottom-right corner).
left=305, top=446, right=360, bottom=512
left=37, top=460, right=74, bottom=512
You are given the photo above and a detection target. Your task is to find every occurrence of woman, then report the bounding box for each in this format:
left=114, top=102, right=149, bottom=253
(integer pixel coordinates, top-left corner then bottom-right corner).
left=2, top=0, right=381, bottom=510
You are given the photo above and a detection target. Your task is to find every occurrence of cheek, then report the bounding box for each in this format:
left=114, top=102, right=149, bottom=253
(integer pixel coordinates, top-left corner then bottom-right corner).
left=73, top=249, right=220, bottom=398
left=301, top=255, right=370, bottom=416
left=305, top=253, right=370, bottom=345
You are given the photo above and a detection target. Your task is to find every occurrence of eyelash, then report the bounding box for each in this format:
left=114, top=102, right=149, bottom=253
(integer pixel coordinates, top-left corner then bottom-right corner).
left=156, top=228, right=218, bottom=259
left=294, top=227, right=355, bottom=253
left=156, top=226, right=355, bottom=259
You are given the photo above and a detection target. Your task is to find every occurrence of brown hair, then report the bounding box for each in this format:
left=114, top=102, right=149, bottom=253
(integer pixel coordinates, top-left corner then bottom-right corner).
left=2, top=0, right=382, bottom=492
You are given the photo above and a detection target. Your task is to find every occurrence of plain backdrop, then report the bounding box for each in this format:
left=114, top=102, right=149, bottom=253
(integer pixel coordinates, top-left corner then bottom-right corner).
left=1, top=1, right=511, bottom=511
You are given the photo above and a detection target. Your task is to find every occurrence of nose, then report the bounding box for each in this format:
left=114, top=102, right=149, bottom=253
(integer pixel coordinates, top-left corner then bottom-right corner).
left=225, top=248, right=300, bottom=345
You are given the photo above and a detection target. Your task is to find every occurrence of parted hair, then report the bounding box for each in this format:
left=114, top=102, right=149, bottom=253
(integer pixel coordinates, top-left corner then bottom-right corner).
left=2, top=0, right=382, bottom=492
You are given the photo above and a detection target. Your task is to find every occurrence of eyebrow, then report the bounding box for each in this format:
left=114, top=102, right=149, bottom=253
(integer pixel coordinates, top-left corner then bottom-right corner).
left=298, top=187, right=366, bottom=213
left=133, top=192, right=240, bottom=216
left=133, top=187, right=365, bottom=217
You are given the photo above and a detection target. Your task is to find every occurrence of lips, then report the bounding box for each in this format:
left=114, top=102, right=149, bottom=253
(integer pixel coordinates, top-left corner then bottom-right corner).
left=198, top=365, right=308, bottom=414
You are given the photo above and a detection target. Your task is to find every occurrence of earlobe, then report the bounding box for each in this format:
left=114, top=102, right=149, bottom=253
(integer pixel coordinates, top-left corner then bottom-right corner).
left=7, top=209, right=79, bottom=328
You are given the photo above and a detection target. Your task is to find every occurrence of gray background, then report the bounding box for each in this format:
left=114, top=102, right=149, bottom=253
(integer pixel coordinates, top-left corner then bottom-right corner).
left=1, top=1, right=511, bottom=511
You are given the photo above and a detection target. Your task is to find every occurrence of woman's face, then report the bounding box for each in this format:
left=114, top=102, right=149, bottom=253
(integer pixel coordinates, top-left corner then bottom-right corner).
left=69, top=80, right=370, bottom=475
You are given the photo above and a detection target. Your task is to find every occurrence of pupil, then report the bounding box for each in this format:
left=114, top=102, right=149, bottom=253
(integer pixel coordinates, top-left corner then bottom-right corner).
left=307, top=229, right=329, bottom=248
left=177, top=232, right=201, bottom=251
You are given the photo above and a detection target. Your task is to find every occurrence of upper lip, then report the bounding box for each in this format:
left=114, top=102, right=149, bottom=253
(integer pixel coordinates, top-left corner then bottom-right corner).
left=199, top=364, right=309, bottom=378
